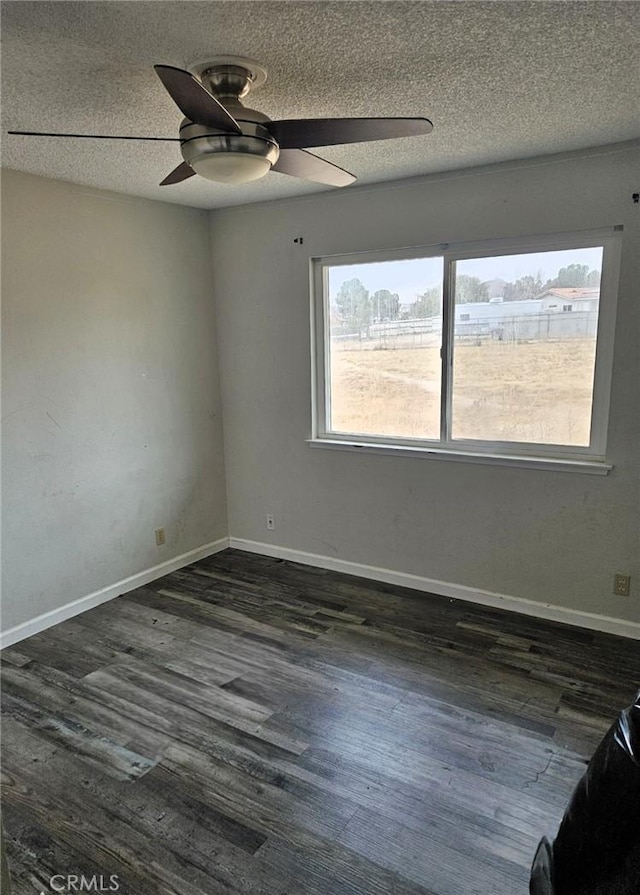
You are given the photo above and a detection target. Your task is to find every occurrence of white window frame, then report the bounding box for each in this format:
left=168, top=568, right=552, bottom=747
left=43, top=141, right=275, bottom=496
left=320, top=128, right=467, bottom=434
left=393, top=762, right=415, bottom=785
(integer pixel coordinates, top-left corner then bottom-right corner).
left=310, top=227, right=622, bottom=474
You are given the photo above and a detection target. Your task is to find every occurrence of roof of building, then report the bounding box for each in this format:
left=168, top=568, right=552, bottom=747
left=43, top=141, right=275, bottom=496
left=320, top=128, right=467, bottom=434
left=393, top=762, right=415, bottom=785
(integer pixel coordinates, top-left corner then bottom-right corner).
left=538, top=287, right=600, bottom=299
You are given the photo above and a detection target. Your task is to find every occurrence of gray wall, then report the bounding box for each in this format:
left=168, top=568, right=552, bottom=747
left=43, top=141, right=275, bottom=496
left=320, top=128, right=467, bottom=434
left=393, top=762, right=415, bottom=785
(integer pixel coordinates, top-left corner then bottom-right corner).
left=210, top=144, right=640, bottom=623
left=2, top=170, right=228, bottom=631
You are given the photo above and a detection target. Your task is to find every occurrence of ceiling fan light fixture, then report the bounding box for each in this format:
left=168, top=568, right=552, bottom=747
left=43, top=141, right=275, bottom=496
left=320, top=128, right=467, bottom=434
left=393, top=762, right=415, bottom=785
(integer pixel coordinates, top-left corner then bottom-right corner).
left=190, top=152, right=273, bottom=184
left=180, top=128, right=280, bottom=184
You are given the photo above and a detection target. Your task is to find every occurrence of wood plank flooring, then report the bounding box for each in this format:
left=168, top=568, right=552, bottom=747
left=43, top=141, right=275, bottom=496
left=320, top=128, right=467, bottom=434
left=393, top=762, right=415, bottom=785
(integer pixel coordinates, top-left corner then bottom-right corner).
left=2, top=549, right=639, bottom=895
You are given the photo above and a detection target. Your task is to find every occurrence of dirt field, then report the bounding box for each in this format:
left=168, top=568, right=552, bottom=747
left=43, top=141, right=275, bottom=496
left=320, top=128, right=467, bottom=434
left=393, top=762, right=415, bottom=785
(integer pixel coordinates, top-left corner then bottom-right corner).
left=329, top=339, right=597, bottom=445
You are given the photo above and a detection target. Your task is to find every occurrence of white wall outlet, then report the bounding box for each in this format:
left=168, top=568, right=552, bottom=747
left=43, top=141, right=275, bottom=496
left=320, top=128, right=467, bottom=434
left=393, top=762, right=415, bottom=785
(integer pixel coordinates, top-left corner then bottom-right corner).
left=155, top=527, right=166, bottom=546
left=266, top=514, right=275, bottom=531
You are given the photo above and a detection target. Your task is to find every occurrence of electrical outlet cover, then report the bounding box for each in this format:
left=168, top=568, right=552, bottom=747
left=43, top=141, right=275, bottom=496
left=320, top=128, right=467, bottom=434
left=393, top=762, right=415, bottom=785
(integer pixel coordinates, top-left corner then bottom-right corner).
left=613, top=573, right=631, bottom=597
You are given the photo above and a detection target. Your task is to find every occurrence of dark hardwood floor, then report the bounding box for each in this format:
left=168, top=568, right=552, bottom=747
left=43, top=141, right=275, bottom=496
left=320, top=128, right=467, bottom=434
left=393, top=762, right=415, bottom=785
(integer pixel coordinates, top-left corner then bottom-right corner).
left=2, top=549, right=639, bottom=895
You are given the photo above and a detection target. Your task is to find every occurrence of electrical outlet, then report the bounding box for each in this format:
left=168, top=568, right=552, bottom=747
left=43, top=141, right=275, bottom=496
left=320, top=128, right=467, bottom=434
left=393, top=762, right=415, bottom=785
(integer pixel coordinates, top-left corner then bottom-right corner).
left=155, top=527, right=166, bottom=546
left=613, top=573, right=630, bottom=597
left=266, top=514, right=275, bottom=531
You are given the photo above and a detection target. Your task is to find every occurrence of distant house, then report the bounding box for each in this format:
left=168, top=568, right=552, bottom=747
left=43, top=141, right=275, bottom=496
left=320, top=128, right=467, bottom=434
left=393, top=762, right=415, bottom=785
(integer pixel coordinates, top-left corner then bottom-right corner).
left=536, top=287, right=600, bottom=314
left=453, top=288, right=600, bottom=341
left=368, top=288, right=601, bottom=343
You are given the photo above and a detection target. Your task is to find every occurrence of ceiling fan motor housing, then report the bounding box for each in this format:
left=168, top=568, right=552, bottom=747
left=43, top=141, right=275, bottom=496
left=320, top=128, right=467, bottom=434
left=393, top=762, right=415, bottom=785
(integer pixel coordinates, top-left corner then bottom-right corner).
left=180, top=61, right=278, bottom=183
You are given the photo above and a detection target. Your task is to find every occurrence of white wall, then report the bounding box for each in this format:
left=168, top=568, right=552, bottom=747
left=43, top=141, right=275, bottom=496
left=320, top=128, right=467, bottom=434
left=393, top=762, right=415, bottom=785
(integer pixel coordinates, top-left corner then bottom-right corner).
left=210, top=143, right=640, bottom=625
left=2, top=170, right=228, bottom=632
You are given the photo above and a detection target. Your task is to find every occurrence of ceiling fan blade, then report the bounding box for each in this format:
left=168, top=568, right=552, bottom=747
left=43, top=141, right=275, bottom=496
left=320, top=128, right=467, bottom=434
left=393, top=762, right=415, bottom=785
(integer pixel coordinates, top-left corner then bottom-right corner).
left=154, top=65, right=242, bottom=133
left=160, top=161, right=196, bottom=186
left=8, top=130, right=180, bottom=141
left=272, top=149, right=355, bottom=187
left=267, top=117, right=433, bottom=149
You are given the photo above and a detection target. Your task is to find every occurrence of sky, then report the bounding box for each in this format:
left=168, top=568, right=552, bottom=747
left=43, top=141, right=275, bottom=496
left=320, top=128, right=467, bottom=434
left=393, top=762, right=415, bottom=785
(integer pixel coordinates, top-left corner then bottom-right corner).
left=328, top=246, right=603, bottom=306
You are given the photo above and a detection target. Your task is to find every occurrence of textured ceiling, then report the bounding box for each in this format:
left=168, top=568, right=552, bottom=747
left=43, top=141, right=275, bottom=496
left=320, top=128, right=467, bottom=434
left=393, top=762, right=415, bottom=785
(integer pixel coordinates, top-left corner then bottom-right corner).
left=1, top=0, right=639, bottom=209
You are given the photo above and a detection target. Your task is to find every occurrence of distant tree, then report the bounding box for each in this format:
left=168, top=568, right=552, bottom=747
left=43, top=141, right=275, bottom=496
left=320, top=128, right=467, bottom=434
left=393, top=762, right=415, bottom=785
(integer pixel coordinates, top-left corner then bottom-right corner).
left=410, top=285, right=440, bottom=318
left=483, top=278, right=507, bottom=298
left=543, top=263, right=598, bottom=289
left=455, top=275, right=489, bottom=303
left=586, top=268, right=601, bottom=287
left=334, top=278, right=371, bottom=334
left=503, top=272, right=544, bottom=301
left=371, top=289, right=400, bottom=321
left=557, top=263, right=590, bottom=287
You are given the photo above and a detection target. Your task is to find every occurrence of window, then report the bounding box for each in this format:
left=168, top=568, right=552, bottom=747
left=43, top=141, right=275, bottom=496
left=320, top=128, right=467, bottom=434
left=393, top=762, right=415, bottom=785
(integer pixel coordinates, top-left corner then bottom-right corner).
left=311, top=229, right=621, bottom=469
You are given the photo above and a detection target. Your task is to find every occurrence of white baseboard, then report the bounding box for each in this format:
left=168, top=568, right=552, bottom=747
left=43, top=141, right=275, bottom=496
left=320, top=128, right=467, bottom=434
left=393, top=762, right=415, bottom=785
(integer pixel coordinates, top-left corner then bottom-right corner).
left=4, top=535, right=638, bottom=648
left=0, top=538, right=230, bottom=649
left=229, top=537, right=640, bottom=641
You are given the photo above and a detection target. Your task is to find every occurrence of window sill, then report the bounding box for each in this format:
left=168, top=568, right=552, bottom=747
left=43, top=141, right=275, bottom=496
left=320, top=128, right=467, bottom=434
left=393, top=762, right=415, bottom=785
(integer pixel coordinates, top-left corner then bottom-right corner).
left=306, top=438, right=612, bottom=475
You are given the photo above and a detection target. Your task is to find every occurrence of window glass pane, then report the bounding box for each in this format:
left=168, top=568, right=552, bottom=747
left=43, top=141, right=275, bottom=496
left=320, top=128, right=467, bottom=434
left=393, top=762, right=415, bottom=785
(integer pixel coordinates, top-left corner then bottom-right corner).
left=451, top=247, right=603, bottom=445
left=327, top=257, right=443, bottom=439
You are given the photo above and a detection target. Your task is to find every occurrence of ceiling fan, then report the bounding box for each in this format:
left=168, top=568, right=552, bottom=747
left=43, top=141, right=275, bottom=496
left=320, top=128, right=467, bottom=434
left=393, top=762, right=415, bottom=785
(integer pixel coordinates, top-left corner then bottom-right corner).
left=8, top=56, right=433, bottom=188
